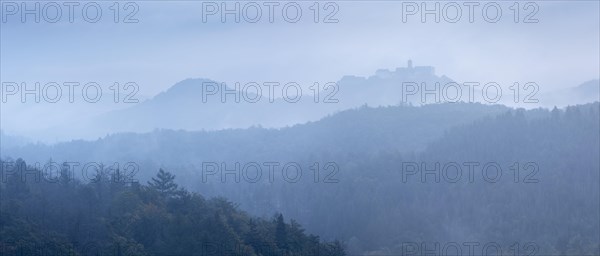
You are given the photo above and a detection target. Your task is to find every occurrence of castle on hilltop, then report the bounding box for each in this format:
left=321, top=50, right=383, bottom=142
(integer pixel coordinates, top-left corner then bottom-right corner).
left=375, top=60, right=435, bottom=79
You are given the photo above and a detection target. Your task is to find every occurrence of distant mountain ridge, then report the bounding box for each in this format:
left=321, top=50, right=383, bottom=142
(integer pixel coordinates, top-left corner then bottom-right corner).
left=88, top=61, right=454, bottom=135
left=2, top=102, right=510, bottom=172
left=541, top=79, right=599, bottom=107
left=2, top=62, right=598, bottom=142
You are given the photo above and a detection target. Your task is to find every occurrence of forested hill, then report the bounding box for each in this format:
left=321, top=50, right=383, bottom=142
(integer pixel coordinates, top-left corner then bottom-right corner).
left=233, top=102, right=597, bottom=255
left=1, top=102, right=598, bottom=255
left=424, top=103, right=600, bottom=161
left=2, top=103, right=509, bottom=174
left=0, top=163, right=345, bottom=256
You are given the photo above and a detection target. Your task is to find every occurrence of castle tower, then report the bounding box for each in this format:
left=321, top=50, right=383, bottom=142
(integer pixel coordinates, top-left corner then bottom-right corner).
left=407, top=59, right=413, bottom=69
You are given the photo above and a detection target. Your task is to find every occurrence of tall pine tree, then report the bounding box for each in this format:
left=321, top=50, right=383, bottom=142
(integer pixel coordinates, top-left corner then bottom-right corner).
left=275, top=213, right=288, bottom=252
left=148, top=169, right=178, bottom=197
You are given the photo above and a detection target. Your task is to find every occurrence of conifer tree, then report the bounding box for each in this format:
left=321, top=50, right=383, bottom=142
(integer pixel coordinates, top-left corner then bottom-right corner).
left=148, top=169, right=178, bottom=196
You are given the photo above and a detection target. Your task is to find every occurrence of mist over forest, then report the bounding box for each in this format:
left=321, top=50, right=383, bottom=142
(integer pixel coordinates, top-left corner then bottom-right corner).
left=2, top=98, right=599, bottom=255
left=2, top=1, right=600, bottom=256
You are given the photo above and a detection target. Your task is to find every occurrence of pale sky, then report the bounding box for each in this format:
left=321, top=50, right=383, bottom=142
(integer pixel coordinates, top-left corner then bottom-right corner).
left=1, top=1, right=598, bottom=99
left=1, top=1, right=599, bottom=142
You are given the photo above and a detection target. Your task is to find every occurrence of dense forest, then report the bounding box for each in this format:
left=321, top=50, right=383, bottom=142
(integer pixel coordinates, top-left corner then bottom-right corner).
left=1, top=102, right=599, bottom=255
left=0, top=163, right=345, bottom=256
